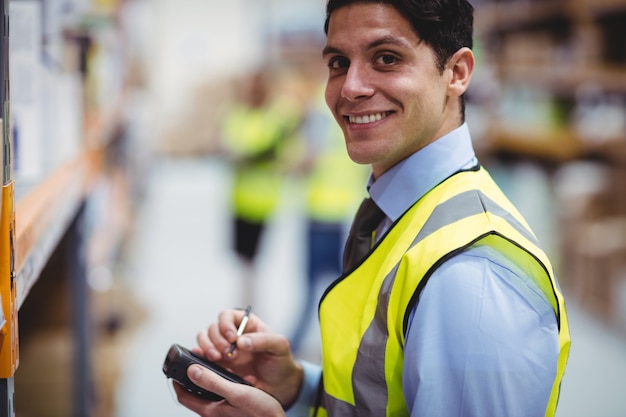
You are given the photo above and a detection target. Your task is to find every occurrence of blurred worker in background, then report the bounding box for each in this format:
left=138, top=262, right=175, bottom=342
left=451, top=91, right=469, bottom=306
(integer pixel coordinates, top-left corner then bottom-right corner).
left=219, top=68, right=302, bottom=306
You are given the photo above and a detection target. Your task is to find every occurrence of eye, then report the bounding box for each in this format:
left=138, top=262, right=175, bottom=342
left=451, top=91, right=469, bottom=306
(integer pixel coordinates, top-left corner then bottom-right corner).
left=327, top=56, right=349, bottom=70
left=375, top=54, right=399, bottom=66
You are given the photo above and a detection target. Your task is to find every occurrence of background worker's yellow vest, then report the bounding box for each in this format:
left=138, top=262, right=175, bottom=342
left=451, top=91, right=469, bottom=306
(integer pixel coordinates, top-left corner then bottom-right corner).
left=305, top=114, right=367, bottom=224
left=316, top=167, right=570, bottom=417
left=302, top=84, right=368, bottom=224
left=221, top=101, right=300, bottom=223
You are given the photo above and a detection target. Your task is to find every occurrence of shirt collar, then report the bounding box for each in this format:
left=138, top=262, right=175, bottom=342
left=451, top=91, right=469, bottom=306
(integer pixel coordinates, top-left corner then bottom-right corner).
left=368, top=123, right=477, bottom=222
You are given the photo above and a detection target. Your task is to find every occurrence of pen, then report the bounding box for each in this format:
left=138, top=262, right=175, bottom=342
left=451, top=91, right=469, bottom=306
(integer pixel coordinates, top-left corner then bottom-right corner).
left=227, top=305, right=252, bottom=357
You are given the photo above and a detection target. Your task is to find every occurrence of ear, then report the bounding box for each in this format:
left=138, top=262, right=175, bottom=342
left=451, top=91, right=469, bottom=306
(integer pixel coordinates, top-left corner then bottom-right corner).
left=446, top=47, right=475, bottom=97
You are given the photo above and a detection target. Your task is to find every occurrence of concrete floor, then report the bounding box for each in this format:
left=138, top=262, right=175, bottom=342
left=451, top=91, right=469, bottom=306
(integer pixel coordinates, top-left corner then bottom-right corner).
left=112, top=156, right=626, bottom=417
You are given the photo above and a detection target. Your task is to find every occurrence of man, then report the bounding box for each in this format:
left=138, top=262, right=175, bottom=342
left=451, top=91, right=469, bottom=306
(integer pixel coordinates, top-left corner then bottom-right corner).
left=174, top=1, right=571, bottom=416
left=220, top=69, right=301, bottom=306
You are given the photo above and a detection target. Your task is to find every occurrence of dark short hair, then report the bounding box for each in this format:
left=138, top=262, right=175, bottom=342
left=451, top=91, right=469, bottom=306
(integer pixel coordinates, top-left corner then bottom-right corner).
left=324, top=0, right=474, bottom=72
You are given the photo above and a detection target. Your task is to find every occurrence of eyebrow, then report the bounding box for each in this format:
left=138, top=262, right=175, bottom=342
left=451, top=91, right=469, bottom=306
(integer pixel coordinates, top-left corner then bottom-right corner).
left=322, top=45, right=341, bottom=58
left=322, top=35, right=414, bottom=58
left=370, top=35, right=413, bottom=50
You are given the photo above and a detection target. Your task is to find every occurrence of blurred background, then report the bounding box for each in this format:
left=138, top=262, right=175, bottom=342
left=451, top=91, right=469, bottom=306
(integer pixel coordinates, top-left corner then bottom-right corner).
left=5, top=0, right=626, bottom=416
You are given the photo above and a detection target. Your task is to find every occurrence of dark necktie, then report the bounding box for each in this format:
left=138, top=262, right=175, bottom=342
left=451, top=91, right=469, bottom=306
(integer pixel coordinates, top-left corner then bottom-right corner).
left=343, top=197, right=385, bottom=273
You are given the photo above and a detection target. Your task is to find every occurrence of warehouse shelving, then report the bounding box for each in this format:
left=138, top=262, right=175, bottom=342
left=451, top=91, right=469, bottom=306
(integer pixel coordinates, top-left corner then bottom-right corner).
left=0, top=1, right=133, bottom=415
left=474, top=0, right=626, bottom=332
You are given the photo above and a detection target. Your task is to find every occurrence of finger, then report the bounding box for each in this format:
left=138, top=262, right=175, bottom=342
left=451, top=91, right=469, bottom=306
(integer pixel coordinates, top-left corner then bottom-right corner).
left=200, top=309, right=271, bottom=360
left=215, top=309, right=261, bottom=356
left=208, top=321, right=235, bottom=357
left=187, top=364, right=233, bottom=401
left=235, top=332, right=291, bottom=356
left=217, top=309, right=247, bottom=342
left=220, top=308, right=266, bottom=335
left=197, top=327, right=223, bottom=361
left=198, top=310, right=251, bottom=360
left=173, top=380, right=219, bottom=414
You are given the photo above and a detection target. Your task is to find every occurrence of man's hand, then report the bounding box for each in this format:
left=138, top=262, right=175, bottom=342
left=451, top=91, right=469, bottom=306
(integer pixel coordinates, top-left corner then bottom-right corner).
left=189, top=309, right=304, bottom=409
left=174, top=364, right=286, bottom=417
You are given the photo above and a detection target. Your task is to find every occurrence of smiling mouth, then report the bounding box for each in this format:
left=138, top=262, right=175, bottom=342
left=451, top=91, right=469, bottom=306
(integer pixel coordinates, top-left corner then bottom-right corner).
left=346, top=111, right=392, bottom=125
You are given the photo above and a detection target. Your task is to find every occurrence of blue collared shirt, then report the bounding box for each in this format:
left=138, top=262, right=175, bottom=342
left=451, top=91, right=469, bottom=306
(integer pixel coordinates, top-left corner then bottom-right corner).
left=288, top=125, right=559, bottom=417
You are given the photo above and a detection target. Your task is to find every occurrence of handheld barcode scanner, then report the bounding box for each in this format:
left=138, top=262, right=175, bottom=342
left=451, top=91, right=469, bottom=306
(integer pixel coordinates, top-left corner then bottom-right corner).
left=163, top=344, right=250, bottom=401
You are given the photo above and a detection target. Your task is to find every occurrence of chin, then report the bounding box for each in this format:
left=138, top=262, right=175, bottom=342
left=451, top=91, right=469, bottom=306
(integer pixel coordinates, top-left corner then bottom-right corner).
left=345, top=148, right=375, bottom=166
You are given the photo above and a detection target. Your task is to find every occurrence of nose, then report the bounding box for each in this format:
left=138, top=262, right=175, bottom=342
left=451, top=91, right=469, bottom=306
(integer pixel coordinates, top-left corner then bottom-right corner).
left=341, top=64, right=374, bottom=101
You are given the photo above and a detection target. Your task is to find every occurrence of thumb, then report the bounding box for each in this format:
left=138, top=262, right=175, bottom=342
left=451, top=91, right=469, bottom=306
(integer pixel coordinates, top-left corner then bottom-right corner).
left=237, top=333, right=290, bottom=356
left=188, top=365, right=226, bottom=399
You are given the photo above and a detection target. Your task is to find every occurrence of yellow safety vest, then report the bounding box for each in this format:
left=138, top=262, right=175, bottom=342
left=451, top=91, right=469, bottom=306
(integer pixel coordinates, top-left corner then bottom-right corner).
left=221, top=100, right=300, bottom=222
left=316, top=166, right=570, bottom=417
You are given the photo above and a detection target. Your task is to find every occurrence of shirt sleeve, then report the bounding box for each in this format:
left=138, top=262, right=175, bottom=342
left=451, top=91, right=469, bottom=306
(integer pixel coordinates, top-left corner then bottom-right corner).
left=402, top=245, right=560, bottom=417
left=285, top=360, right=322, bottom=417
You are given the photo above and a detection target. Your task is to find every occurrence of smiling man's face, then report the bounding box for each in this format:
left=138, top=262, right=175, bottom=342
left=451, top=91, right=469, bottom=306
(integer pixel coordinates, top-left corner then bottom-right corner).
left=323, top=3, right=464, bottom=178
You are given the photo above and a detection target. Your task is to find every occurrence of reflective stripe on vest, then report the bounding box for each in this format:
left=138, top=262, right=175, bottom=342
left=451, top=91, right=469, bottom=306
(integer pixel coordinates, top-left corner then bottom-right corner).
left=316, top=167, right=570, bottom=417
